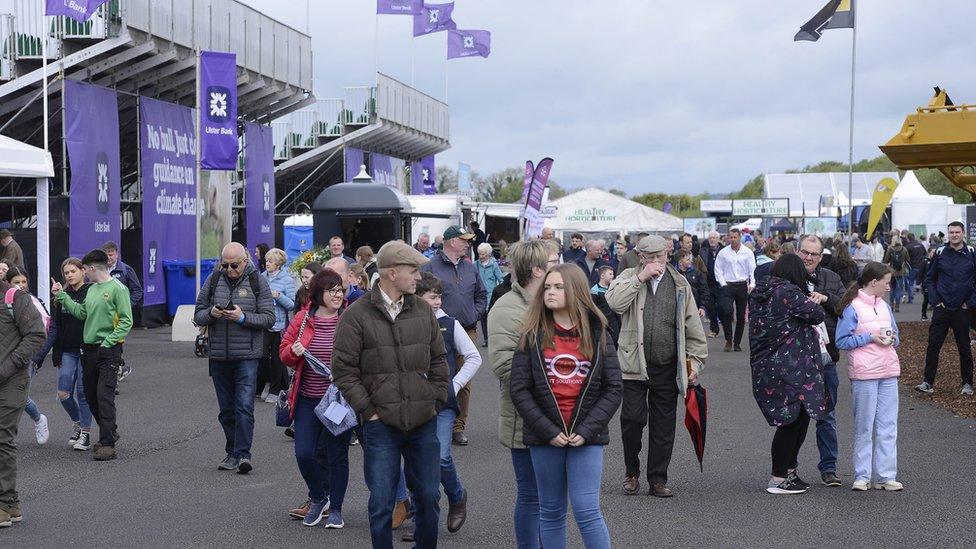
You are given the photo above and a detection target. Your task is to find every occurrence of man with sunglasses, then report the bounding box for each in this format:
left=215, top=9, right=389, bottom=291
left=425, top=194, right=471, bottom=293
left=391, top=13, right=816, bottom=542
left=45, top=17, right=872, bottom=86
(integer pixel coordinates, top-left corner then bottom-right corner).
left=194, top=242, right=275, bottom=474
left=798, top=235, right=845, bottom=487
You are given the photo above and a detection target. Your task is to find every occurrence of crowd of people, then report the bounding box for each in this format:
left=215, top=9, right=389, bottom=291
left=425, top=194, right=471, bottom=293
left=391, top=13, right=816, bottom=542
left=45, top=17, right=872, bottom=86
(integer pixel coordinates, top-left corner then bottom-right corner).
left=2, top=219, right=973, bottom=545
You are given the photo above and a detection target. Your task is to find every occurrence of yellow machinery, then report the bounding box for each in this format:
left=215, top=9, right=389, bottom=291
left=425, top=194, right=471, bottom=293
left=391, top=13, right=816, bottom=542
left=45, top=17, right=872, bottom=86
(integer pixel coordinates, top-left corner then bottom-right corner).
left=880, top=88, right=976, bottom=198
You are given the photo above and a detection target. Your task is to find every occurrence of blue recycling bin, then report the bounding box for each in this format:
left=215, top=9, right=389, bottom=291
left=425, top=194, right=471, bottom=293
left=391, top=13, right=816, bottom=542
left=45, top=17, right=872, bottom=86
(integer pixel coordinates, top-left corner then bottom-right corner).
left=163, top=259, right=218, bottom=317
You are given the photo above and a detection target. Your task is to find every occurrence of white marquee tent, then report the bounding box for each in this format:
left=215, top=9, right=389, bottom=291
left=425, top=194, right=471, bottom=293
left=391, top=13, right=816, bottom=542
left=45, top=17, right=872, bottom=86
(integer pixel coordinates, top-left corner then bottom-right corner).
left=0, top=134, right=55, bottom=304
left=545, top=188, right=683, bottom=234
left=890, top=170, right=960, bottom=235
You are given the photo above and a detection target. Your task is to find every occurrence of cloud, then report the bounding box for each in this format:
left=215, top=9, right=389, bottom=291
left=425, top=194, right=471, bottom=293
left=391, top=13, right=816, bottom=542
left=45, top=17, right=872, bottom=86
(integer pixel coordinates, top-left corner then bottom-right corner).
left=244, top=0, right=976, bottom=196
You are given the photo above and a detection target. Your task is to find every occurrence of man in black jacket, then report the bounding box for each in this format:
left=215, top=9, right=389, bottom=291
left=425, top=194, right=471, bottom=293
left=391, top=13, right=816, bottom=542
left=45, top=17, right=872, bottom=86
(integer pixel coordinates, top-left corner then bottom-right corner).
left=799, top=235, right=846, bottom=487
left=574, top=240, right=612, bottom=287
left=905, top=232, right=927, bottom=304
left=699, top=231, right=724, bottom=337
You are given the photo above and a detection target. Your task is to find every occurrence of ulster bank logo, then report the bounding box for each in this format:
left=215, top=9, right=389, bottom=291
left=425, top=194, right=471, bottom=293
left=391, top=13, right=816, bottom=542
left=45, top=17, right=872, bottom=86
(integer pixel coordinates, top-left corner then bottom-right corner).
left=262, top=174, right=271, bottom=219
left=207, top=86, right=231, bottom=123
left=95, top=152, right=110, bottom=214
left=147, top=241, right=158, bottom=278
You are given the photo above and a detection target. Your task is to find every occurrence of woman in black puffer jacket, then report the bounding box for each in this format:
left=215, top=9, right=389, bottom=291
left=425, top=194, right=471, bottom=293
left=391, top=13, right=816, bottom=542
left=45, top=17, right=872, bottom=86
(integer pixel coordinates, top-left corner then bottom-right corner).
left=510, top=263, right=622, bottom=549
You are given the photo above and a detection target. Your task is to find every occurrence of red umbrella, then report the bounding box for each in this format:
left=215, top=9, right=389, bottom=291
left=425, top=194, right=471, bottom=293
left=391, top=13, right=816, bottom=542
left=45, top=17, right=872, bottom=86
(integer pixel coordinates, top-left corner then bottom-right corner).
left=684, top=383, right=708, bottom=472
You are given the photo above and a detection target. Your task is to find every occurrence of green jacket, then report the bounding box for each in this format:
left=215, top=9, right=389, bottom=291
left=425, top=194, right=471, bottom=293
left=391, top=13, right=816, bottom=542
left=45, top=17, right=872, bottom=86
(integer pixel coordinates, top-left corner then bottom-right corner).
left=605, top=264, right=708, bottom=396
left=56, top=278, right=132, bottom=348
left=487, top=280, right=531, bottom=449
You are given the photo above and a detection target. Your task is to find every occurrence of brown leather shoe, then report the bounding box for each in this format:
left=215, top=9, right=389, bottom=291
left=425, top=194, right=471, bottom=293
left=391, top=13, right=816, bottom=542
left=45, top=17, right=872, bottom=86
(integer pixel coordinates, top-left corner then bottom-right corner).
left=724, top=342, right=733, bottom=352
left=289, top=498, right=311, bottom=520
left=8, top=506, right=21, bottom=523
left=623, top=476, right=640, bottom=495
left=392, top=499, right=411, bottom=530
left=446, top=490, right=467, bottom=533
left=93, top=446, right=116, bottom=461
left=650, top=483, right=673, bottom=498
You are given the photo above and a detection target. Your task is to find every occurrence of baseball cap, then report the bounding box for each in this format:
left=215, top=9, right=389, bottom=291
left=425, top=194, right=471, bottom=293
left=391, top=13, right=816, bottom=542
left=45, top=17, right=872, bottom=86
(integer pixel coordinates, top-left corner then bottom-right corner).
left=443, top=225, right=475, bottom=241
left=376, top=241, right=430, bottom=269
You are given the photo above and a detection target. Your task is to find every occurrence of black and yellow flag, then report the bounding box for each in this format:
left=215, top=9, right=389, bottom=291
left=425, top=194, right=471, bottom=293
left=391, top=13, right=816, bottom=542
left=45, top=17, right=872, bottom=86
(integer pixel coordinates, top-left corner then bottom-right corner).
left=794, top=0, right=856, bottom=42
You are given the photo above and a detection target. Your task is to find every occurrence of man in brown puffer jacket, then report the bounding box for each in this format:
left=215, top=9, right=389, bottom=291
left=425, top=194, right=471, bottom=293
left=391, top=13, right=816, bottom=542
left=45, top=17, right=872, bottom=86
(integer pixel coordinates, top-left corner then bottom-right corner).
left=0, top=279, right=47, bottom=527
left=332, top=240, right=449, bottom=549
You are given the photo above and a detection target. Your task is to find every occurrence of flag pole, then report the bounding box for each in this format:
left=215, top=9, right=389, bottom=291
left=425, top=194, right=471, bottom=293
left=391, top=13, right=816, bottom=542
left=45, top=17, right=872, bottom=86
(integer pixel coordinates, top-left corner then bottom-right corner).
left=195, top=49, right=202, bottom=293
left=41, top=4, right=48, bottom=152
left=846, top=6, right=858, bottom=238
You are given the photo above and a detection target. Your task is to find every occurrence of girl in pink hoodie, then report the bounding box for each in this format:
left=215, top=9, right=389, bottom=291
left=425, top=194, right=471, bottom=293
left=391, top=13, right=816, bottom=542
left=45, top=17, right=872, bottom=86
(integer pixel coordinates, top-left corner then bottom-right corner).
left=835, top=262, right=902, bottom=492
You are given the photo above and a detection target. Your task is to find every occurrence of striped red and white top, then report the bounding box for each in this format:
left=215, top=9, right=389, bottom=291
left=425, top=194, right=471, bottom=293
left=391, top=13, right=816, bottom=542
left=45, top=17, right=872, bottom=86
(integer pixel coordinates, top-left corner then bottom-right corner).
left=299, top=314, right=339, bottom=399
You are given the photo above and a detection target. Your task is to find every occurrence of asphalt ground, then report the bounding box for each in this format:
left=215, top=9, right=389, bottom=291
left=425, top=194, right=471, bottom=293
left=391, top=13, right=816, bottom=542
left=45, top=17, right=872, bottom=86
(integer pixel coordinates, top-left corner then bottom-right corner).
left=6, top=300, right=976, bottom=548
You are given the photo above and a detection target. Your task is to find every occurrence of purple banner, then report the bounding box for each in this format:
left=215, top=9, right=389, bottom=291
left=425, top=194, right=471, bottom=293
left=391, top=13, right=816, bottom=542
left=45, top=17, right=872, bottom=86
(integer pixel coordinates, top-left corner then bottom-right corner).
left=521, top=160, right=534, bottom=204
left=413, top=3, right=457, bottom=36
left=64, top=80, right=120, bottom=258
left=447, top=29, right=491, bottom=59
left=245, top=123, right=276, bottom=250
left=421, top=155, right=436, bottom=194
left=199, top=51, right=238, bottom=170
left=46, top=0, right=110, bottom=22
left=526, top=158, right=554, bottom=212
left=345, top=147, right=364, bottom=181
left=140, top=97, right=197, bottom=307
left=377, top=0, right=422, bottom=15
left=410, top=161, right=424, bottom=194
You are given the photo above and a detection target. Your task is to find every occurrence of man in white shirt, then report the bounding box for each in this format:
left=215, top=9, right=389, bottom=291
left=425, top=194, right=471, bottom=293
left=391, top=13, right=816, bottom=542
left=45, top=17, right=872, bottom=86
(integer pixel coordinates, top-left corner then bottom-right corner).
left=713, top=229, right=756, bottom=352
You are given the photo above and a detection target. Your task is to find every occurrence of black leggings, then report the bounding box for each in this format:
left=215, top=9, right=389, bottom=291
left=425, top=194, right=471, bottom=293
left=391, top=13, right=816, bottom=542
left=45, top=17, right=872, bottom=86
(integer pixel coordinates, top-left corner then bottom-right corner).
left=256, top=331, right=288, bottom=395
left=771, top=407, right=810, bottom=478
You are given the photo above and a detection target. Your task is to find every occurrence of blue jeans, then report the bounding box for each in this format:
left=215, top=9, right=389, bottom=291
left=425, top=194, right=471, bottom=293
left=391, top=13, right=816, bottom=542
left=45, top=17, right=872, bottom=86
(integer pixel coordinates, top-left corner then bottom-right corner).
left=906, top=268, right=919, bottom=302
left=511, top=448, right=541, bottom=549
left=210, top=359, right=258, bottom=459
left=362, top=417, right=440, bottom=549
left=816, top=362, right=839, bottom=474
left=398, top=407, right=466, bottom=508
left=293, top=396, right=352, bottom=508
left=58, top=351, right=92, bottom=429
left=24, top=365, right=40, bottom=423
left=529, top=445, right=610, bottom=549
left=851, top=377, right=899, bottom=482
left=891, top=276, right=906, bottom=305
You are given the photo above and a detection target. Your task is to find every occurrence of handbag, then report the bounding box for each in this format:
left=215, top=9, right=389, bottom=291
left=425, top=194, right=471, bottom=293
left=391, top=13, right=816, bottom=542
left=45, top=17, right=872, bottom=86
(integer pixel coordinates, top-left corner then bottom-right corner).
left=274, top=310, right=313, bottom=426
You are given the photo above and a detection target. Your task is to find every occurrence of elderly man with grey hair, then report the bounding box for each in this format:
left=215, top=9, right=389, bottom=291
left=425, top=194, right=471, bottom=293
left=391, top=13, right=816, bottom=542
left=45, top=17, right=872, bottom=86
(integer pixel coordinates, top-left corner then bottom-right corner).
left=574, top=239, right=612, bottom=287
left=700, top=230, right=724, bottom=337
left=414, top=232, right=435, bottom=259
left=194, top=242, right=275, bottom=474
left=607, top=235, right=708, bottom=498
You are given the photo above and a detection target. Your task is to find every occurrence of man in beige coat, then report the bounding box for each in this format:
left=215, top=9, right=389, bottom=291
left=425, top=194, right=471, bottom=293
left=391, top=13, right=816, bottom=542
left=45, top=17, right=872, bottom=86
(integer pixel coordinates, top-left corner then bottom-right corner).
left=606, top=235, right=708, bottom=498
left=487, top=239, right=559, bottom=547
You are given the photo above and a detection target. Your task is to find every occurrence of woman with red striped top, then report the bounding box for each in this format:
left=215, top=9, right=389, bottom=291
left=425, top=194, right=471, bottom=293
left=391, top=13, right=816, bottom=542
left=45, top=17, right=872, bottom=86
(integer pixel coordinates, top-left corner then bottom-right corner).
left=279, top=268, right=351, bottom=529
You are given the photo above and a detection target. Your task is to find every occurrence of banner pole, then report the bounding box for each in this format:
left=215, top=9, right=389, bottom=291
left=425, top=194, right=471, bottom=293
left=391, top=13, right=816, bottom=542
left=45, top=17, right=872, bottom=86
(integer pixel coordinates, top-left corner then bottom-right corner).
left=846, top=7, right=858, bottom=238
left=195, top=49, right=202, bottom=293
left=41, top=4, right=48, bottom=152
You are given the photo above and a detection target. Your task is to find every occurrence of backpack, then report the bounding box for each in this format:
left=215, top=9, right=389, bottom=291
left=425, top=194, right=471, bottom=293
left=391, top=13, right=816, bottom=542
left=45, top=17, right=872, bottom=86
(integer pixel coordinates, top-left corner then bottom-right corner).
left=889, top=249, right=904, bottom=271
left=5, top=287, right=51, bottom=334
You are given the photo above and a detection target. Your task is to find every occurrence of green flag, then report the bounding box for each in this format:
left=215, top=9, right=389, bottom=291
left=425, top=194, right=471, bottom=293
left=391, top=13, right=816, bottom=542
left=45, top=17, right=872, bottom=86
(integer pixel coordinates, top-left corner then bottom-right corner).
left=794, top=0, right=855, bottom=42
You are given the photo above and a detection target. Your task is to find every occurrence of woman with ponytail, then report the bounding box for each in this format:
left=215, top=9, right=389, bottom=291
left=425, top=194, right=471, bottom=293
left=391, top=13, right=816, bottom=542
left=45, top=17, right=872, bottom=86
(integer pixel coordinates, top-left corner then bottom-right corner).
left=835, top=261, right=902, bottom=492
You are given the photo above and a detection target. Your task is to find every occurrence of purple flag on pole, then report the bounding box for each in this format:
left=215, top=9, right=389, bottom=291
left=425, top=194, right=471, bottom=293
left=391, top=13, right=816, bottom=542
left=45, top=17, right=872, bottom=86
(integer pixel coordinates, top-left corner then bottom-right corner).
left=421, top=155, right=436, bottom=194
left=413, top=3, right=457, bottom=36
left=244, top=123, right=276, bottom=251
left=521, top=160, right=534, bottom=205
left=64, top=80, right=120, bottom=258
left=345, top=147, right=365, bottom=181
left=140, top=97, right=197, bottom=307
left=199, top=51, right=238, bottom=170
left=46, top=0, right=110, bottom=22
left=377, top=0, right=422, bottom=15
left=526, top=158, right=553, bottom=213
left=447, top=29, right=491, bottom=59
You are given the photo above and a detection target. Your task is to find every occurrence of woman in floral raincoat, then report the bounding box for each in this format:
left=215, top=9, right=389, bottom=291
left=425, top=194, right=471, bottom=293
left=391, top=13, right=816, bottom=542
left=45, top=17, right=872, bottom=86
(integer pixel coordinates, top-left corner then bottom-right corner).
left=748, top=253, right=828, bottom=495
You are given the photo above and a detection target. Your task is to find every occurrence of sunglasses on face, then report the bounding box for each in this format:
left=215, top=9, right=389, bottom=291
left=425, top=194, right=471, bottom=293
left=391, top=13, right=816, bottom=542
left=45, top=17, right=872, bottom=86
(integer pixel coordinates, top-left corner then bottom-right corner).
left=221, top=262, right=242, bottom=269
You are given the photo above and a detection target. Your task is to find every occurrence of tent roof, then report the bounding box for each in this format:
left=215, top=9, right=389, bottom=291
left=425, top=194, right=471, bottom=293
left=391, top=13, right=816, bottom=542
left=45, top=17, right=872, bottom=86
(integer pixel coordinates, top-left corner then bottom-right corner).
left=546, top=188, right=682, bottom=232
left=892, top=170, right=930, bottom=199
left=0, top=134, right=54, bottom=178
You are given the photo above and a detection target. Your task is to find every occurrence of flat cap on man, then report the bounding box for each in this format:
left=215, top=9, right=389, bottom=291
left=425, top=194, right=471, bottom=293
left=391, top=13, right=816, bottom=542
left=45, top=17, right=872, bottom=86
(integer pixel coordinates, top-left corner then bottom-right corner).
left=376, top=241, right=430, bottom=269
left=636, top=235, right=668, bottom=254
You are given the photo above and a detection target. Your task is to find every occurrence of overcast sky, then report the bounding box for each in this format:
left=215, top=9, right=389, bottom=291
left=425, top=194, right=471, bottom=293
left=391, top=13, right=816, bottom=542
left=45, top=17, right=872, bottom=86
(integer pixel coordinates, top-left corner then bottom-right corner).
left=242, top=0, right=976, bottom=196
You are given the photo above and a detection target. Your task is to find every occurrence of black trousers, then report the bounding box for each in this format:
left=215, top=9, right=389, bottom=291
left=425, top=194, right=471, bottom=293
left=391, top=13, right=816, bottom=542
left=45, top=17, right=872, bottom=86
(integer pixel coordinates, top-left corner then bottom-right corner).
left=771, top=407, right=810, bottom=478
left=720, top=282, right=749, bottom=346
left=257, top=331, right=289, bottom=395
left=620, top=366, right=679, bottom=485
left=923, top=307, right=975, bottom=386
left=82, top=344, right=121, bottom=447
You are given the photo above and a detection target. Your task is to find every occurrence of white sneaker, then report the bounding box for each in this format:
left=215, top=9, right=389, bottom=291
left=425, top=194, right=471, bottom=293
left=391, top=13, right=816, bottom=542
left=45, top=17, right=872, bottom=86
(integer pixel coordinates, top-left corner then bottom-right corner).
left=263, top=394, right=278, bottom=404
left=35, top=414, right=50, bottom=445
left=961, top=384, right=974, bottom=396
left=872, top=480, right=903, bottom=491
left=260, top=383, right=271, bottom=400
left=852, top=480, right=869, bottom=491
